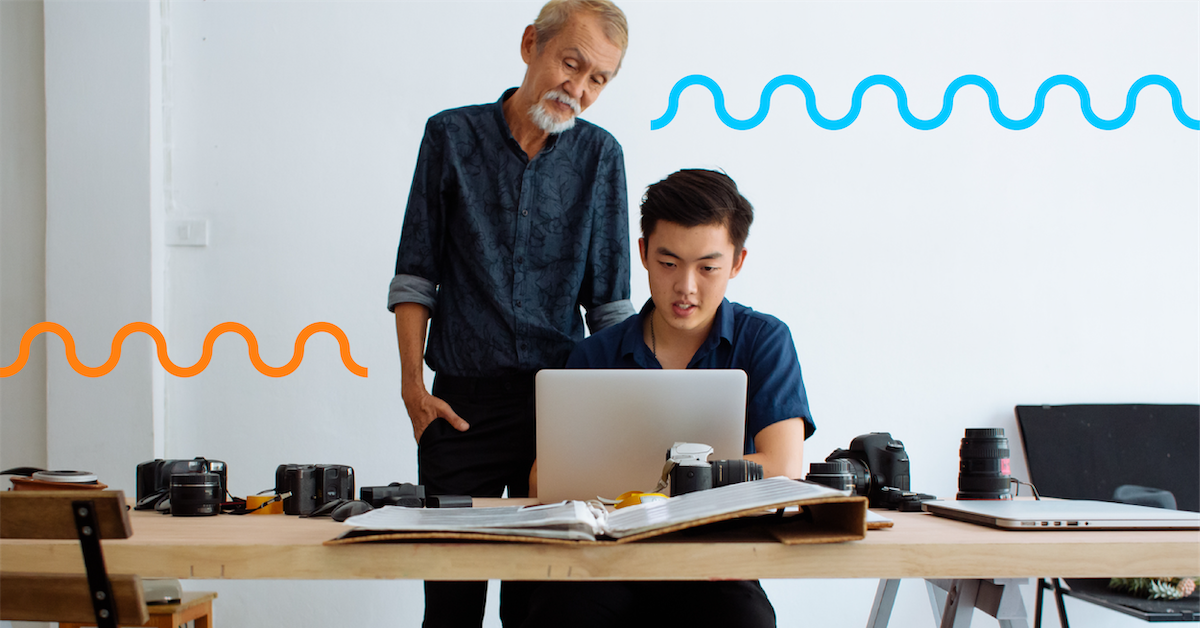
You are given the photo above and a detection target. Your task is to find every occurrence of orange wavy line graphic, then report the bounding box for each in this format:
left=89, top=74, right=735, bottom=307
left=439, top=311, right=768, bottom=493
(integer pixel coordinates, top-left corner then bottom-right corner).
left=0, top=322, right=368, bottom=378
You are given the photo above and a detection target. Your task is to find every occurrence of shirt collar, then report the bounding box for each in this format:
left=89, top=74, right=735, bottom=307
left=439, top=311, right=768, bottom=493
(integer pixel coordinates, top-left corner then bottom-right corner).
left=620, top=298, right=735, bottom=368
left=494, top=88, right=561, bottom=160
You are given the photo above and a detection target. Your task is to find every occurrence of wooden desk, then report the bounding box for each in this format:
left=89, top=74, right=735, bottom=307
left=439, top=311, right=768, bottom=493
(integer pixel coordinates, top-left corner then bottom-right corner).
left=2, top=506, right=1196, bottom=581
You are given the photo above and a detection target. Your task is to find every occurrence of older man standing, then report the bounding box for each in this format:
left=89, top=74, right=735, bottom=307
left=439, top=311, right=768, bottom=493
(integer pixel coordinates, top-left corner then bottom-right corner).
left=387, top=1, right=631, bottom=626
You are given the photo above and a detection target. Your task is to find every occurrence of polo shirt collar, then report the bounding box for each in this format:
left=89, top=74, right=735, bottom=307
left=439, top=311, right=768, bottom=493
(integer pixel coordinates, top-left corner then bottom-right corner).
left=621, top=298, right=735, bottom=368
left=698, top=298, right=736, bottom=365
left=494, top=88, right=561, bottom=160
left=617, top=300, right=653, bottom=367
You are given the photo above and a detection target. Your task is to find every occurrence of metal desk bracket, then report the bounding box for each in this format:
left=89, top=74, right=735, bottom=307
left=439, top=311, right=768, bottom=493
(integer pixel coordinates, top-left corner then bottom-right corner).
left=74, top=499, right=118, bottom=628
left=869, top=578, right=1030, bottom=628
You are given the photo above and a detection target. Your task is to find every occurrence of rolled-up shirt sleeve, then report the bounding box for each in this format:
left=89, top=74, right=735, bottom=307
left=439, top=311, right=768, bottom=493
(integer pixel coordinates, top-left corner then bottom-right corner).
left=388, top=274, right=437, bottom=312
left=388, top=118, right=446, bottom=313
left=580, top=140, right=634, bottom=333
left=586, top=299, right=634, bottom=332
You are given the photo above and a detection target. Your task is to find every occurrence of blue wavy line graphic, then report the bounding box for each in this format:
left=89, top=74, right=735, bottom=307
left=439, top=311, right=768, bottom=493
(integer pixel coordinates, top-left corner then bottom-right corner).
left=650, top=74, right=1199, bottom=131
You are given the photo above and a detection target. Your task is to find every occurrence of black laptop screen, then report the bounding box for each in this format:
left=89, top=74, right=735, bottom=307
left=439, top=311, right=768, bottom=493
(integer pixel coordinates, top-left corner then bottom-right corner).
left=1015, top=404, right=1199, bottom=513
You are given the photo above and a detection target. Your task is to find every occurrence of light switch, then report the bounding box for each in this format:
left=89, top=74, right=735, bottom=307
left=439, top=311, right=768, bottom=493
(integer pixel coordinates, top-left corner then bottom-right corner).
left=166, top=219, right=208, bottom=246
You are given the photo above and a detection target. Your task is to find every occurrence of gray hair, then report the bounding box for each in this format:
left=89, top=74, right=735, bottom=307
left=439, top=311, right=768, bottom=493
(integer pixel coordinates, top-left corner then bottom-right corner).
left=533, top=0, right=629, bottom=69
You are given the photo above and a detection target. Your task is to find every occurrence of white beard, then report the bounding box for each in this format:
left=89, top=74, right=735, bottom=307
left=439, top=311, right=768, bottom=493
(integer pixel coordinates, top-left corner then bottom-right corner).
left=529, top=91, right=581, bottom=134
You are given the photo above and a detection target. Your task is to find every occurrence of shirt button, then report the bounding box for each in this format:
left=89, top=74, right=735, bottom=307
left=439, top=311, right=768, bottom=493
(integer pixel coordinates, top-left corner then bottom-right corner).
left=520, top=343, right=528, bottom=350
left=522, top=210, right=529, bottom=217
left=515, top=300, right=522, bottom=308
left=516, top=256, right=524, bottom=264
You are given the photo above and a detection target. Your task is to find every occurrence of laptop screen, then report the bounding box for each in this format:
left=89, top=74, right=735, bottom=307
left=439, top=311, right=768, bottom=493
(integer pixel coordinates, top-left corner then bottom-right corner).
left=535, top=369, right=747, bottom=503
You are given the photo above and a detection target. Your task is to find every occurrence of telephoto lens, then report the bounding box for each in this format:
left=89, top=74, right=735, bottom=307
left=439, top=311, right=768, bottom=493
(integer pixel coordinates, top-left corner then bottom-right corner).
left=170, top=472, right=223, bottom=516
left=957, top=428, right=1012, bottom=500
left=711, top=459, right=764, bottom=488
left=805, top=460, right=855, bottom=492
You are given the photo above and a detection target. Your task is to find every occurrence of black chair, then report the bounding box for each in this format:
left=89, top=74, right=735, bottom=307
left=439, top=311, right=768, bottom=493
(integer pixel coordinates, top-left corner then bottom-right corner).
left=1015, top=404, right=1200, bottom=626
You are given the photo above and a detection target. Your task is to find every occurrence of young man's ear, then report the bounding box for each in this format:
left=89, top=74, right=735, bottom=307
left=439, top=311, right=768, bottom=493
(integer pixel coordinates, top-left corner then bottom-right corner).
left=728, top=247, right=748, bottom=279
left=638, top=237, right=649, bottom=269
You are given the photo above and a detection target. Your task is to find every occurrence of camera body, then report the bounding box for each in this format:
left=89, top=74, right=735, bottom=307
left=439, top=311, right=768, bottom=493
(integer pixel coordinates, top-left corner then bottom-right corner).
left=824, top=433, right=934, bottom=510
left=666, top=442, right=763, bottom=497
left=275, top=464, right=354, bottom=516
left=358, top=482, right=471, bottom=509
left=360, top=482, right=426, bottom=508
left=135, top=457, right=227, bottom=510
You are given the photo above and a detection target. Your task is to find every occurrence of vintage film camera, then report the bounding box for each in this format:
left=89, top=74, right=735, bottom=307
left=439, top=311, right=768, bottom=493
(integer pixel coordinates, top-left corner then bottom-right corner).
left=811, top=433, right=934, bottom=511
left=135, top=457, right=228, bottom=511
left=666, top=442, right=763, bottom=497
left=275, top=464, right=355, bottom=516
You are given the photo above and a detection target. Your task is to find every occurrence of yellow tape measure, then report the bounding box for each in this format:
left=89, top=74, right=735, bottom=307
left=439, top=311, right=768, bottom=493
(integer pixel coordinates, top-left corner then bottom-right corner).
left=614, top=491, right=668, bottom=509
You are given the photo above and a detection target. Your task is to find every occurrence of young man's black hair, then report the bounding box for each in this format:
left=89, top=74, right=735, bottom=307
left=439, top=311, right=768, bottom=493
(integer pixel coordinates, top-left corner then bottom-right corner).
left=640, top=168, right=753, bottom=255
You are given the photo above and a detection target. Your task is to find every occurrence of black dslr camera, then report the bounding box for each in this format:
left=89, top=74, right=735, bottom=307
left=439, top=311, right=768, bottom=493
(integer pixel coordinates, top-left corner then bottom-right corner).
left=666, top=443, right=763, bottom=497
left=812, top=433, right=934, bottom=511
left=135, top=457, right=227, bottom=511
left=275, top=464, right=355, bottom=516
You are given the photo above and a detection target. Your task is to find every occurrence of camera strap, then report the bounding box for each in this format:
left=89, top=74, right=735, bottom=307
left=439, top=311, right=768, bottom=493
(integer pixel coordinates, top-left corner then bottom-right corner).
left=654, top=460, right=676, bottom=495
left=1, top=466, right=46, bottom=477
left=134, top=489, right=169, bottom=511
left=223, top=490, right=290, bottom=515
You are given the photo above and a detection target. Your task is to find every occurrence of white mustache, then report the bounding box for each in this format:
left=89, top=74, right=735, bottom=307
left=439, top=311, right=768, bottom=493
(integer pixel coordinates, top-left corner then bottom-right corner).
left=543, top=90, right=581, bottom=115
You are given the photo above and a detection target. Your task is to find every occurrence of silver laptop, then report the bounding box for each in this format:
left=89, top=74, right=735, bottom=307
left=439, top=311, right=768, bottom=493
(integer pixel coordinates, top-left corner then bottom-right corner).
left=923, top=499, right=1200, bottom=530
left=535, top=369, right=747, bottom=503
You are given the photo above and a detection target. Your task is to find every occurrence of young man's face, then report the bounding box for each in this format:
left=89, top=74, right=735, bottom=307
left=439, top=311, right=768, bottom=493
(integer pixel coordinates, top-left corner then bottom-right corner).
left=640, top=220, right=747, bottom=336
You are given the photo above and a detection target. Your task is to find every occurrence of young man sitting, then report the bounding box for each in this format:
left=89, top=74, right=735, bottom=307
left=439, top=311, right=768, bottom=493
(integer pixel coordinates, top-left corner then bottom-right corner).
left=523, top=168, right=815, bottom=628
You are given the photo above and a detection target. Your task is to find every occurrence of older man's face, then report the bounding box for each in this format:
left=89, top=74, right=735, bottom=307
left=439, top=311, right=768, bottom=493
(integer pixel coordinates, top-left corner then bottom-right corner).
left=519, top=12, right=622, bottom=132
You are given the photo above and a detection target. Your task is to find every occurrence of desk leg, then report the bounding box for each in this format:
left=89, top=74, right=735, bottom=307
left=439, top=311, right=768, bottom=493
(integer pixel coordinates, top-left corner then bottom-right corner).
left=926, top=579, right=1030, bottom=628
left=926, top=579, right=948, bottom=625
left=941, top=579, right=981, bottom=628
left=867, top=579, right=902, bottom=628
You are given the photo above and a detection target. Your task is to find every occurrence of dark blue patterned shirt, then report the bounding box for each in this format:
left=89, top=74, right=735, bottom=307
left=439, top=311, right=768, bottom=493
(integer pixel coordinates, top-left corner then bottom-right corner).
left=566, top=299, right=815, bottom=454
left=388, top=89, right=634, bottom=378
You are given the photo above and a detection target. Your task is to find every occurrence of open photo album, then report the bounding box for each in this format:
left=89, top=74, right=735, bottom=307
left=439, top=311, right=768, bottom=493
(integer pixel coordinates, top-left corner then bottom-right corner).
left=327, top=477, right=868, bottom=546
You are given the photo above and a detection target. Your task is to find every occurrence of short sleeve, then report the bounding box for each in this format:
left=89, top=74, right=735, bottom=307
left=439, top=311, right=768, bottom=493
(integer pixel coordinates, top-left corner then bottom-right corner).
left=744, top=318, right=814, bottom=450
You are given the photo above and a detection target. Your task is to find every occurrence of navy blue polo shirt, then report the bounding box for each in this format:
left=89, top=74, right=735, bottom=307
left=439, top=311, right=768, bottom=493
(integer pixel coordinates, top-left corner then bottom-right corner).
left=565, top=299, right=815, bottom=454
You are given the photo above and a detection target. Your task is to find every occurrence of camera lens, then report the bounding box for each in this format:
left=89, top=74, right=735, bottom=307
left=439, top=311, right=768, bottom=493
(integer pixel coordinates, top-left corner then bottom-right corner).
left=170, top=472, right=222, bottom=516
left=806, top=460, right=855, bottom=492
left=826, top=454, right=871, bottom=496
left=957, top=428, right=1012, bottom=500
left=711, top=460, right=763, bottom=488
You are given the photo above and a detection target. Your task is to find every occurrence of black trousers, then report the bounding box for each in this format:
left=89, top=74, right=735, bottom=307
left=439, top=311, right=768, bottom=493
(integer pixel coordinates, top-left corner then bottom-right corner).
left=521, top=581, right=777, bottom=628
left=419, top=373, right=538, bottom=628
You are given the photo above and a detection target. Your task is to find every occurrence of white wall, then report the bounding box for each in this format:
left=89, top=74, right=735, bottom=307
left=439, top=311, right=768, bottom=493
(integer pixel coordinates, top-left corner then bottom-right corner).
left=2, top=3, right=50, bottom=627
left=6, top=1, right=1197, bottom=627
left=1, top=0, right=48, bottom=472
left=43, top=0, right=163, bottom=485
